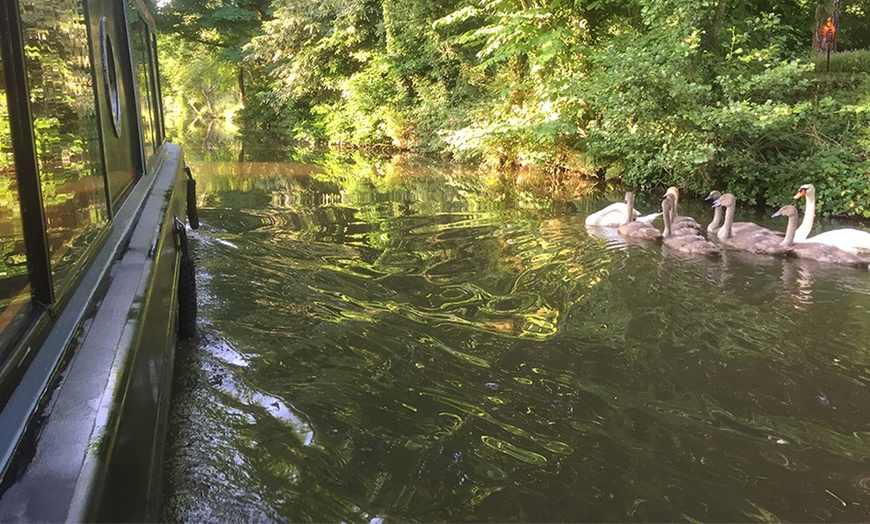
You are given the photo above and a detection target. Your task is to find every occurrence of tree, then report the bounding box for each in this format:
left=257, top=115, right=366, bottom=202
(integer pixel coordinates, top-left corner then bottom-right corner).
left=158, top=0, right=273, bottom=106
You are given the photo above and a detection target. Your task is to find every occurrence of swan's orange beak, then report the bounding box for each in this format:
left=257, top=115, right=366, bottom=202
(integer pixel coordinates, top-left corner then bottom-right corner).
left=793, top=189, right=806, bottom=199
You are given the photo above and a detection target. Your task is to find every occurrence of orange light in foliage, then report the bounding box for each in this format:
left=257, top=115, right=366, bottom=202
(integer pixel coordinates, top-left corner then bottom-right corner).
left=822, top=17, right=836, bottom=44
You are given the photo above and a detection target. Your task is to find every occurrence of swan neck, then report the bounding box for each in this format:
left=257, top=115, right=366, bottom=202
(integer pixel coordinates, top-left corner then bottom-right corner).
left=708, top=206, right=723, bottom=232
left=661, top=199, right=672, bottom=237
left=781, top=212, right=797, bottom=246
left=624, top=196, right=635, bottom=225
left=795, top=193, right=815, bottom=241
left=717, top=203, right=735, bottom=241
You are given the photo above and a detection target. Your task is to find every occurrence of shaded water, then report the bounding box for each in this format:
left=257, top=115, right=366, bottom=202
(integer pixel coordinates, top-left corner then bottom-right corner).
left=163, top=158, right=870, bottom=522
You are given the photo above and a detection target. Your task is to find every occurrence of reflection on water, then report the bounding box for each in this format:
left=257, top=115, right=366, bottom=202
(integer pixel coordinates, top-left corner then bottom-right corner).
left=163, top=158, right=870, bottom=522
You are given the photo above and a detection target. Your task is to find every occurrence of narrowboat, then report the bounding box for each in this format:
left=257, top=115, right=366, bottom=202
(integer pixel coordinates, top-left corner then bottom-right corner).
left=0, top=0, right=195, bottom=521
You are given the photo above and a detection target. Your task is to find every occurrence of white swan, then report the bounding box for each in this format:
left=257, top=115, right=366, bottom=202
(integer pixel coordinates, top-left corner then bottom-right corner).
left=793, top=183, right=870, bottom=254
left=792, top=184, right=816, bottom=241
left=804, top=229, right=870, bottom=255
left=585, top=199, right=661, bottom=226
left=773, top=205, right=870, bottom=268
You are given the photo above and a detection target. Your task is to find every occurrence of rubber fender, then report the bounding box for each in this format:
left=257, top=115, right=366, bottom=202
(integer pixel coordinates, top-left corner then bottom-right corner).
left=185, top=165, right=200, bottom=229
left=175, top=220, right=197, bottom=339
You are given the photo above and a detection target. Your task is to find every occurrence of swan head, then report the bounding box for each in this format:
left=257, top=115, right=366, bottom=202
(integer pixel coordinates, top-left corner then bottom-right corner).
left=624, top=191, right=635, bottom=204
left=772, top=205, right=797, bottom=219
left=711, top=193, right=735, bottom=208
left=663, top=186, right=679, bottom=202
left=704, top=190, right=721, bottom=202
left=793, top=184, right=815, bottom=200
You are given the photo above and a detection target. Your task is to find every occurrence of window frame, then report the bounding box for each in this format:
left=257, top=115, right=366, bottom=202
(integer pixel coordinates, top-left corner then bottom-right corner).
left=0, top=1, right=58, bottom=399
left=0, top=0, right=157, bottom=405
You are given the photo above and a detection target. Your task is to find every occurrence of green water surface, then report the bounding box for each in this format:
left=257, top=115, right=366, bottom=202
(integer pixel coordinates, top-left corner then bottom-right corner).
left=162, top=158, right=870, bottom=522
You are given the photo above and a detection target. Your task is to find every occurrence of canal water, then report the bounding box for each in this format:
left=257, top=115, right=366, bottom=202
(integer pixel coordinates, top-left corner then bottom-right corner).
left=162, top=155, right=870, bottom=522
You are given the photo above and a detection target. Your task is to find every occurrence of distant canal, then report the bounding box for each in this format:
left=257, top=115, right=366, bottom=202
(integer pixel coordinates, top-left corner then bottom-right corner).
left=162, top=155, right=870, bottom=522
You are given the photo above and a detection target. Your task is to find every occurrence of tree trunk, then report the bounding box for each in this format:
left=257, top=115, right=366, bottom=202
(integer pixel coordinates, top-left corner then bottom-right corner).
left=201, top=82, right=216, bottom=116
left=238, top=66, right=246, bottom=108
left=813, top=0, right=840, bottom=53
left=702, top=0, right=730, bottom=56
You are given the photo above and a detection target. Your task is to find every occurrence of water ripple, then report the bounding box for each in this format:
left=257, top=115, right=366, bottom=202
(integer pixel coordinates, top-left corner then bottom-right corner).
left=480, top=435, right=548, bottom=466
left=166, top=172, right=870, bottom=523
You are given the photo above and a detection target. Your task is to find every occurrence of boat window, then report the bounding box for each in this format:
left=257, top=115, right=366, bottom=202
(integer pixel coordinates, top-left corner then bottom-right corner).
left=100, top=17, right=123, bottom=138
left=128, top=4, right=157, bottom=162
left=92, top=0, right=142, bottom=211
left=0, top=41, right=34, bottom=345
left=19, top=0, right=110, bottom=295
left=149, top=32, right=165, bottom=145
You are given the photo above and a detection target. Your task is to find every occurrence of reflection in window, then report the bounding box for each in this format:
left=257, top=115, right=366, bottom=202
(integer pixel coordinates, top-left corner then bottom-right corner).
left=0, top=47, right=33, bottom=342
left=129, top=4, right=156, bottom=162
left=20, top=0, right=109, bottom=295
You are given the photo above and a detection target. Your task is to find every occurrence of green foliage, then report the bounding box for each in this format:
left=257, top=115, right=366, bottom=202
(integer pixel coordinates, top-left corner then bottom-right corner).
left=812, top=49, right=870, bottom=74
left=158, top=0, right=274, bottom=135
left=433, top=0, right=591, bottom=169
left=159, top=34, right=241, bottom=129
left=838, top=0, right=870, bottom=50
left=245, top=0, right=382, bottom=100
left=242, top=0, right=385, bottom=145
left=581, top=9, right=816, bottom=197
left=765, top=92, right=870, bottom=218
left=243, top=0, right=477, bottom=150
left=313, top=55, right=407, bottom=145
left=0, top=105, right=10, bottom=173
left=158, top=0, right=272, bottom=59
left=161, top=0, right=870, bottom=216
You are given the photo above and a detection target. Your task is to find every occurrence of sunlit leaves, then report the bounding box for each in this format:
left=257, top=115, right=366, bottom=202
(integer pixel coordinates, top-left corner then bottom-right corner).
left=160, top=0, right=870, bottom=214
left=159, top=0, right=272, bottom=52
left=575, top=6, right=868, bottom=203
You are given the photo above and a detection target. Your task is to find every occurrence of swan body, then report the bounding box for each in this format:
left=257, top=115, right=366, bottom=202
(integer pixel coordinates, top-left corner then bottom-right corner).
left=713, top=193, right=785, bottom=255
left=802, top=229, right=870, bottom=254
left=704, top=189, right=764, bottom=235
left=617, top=192, right=661, bottom=240
left=585, top=202, right=660, bottom=226
left=705, top=190, right=768, bottom=236
left=585, top=224, right=622, bottom=242
left=664, top=186, right=702, bottom=233
left=665, top=194, right=703, bottom=236
left=662, top=196, right=718, bottom=255
left=773, top=205, right=870, bottom=268
left=792, top=183, right=870, bottom=254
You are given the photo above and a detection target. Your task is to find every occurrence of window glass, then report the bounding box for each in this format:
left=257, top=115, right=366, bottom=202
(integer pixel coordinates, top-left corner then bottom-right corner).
left=0, top=47, right=33, bottom=342
left=149, top=33, right=164, bottom=144
left=128, top=4, right=156, bottom=161
left=96, top=0, right=140, bottom=209
left=20, top=0, right=109, bottom=294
